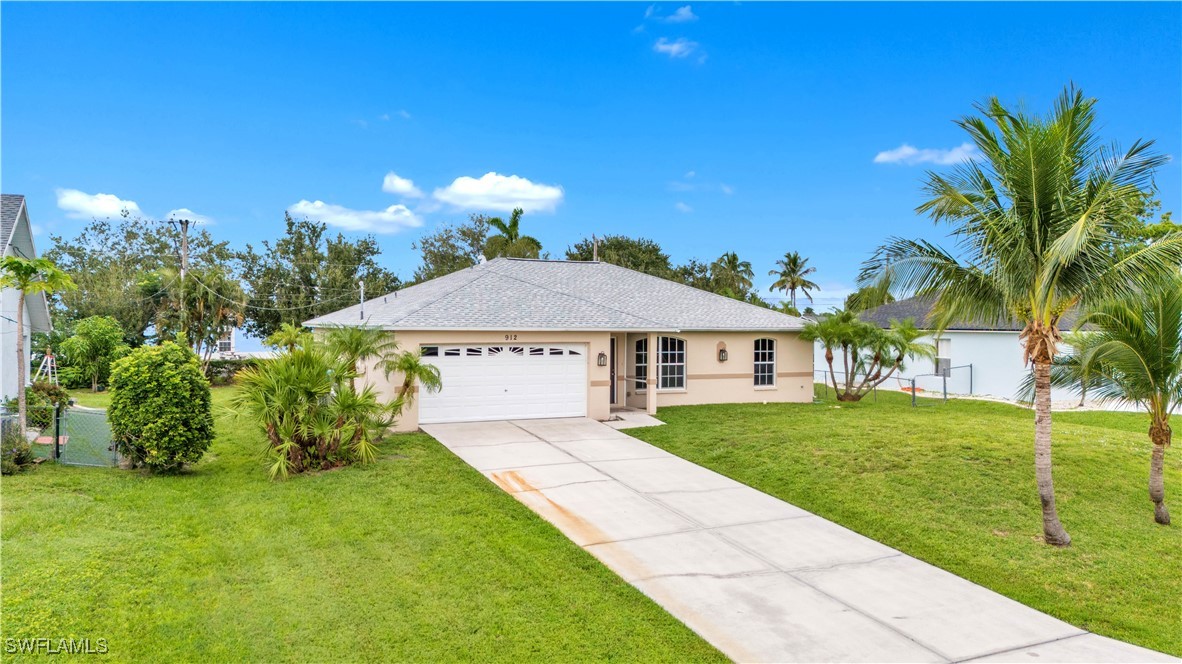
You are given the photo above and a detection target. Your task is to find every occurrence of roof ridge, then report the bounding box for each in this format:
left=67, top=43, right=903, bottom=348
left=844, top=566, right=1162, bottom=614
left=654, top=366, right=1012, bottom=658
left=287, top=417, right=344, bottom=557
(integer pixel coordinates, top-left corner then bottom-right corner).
left=487, top=260, right=669, bottom=329
left=594, top=261, right=807, bottom=325
left=381, top=263, right=495, bottom=327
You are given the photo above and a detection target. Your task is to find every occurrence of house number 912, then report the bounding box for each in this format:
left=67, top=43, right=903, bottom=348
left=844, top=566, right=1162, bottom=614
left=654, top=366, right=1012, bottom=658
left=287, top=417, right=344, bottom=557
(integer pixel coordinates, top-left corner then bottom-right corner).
left=504, top=334, right=518, bottom=341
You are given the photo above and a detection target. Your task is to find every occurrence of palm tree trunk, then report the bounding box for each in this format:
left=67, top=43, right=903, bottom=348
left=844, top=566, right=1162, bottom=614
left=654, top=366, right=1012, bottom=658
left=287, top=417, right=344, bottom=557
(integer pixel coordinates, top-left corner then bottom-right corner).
left=1149, top=418, right=1171, bottom=525
left=1033, top=361, right=1071, bottom=546
left=15, top=291, right=27, bottom=432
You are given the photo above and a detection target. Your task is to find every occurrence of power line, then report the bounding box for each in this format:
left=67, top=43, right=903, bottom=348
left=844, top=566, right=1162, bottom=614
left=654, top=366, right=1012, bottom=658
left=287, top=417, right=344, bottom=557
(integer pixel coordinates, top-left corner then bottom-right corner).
left=188, top=273, right=355, bottom=313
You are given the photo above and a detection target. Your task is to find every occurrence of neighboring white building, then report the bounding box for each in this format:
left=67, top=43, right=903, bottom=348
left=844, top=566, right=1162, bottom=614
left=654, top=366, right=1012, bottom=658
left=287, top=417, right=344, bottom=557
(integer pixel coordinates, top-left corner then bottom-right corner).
left=209, top=328, right=277, bottom=361
left=0, top=195, right=54, bottom=401
left=812, top=295, right=1080, bottom=403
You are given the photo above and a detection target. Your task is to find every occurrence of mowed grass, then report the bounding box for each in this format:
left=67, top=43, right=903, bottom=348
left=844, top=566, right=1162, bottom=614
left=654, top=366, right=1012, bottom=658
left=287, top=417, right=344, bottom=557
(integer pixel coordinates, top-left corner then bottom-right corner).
left=628, top=387, right=1182, bottom=656
left=2, top=386, right=723, bottom=663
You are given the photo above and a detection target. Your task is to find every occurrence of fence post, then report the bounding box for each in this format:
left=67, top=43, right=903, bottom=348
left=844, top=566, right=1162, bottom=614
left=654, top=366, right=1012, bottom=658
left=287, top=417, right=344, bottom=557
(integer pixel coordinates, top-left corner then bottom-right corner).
left=969, top=364, right=974, bottom=395
left=53, top=402, right=62, bottom=461
left=943, top=374, right=948, bottom=402
left=911, top=378, right=916, bottom=407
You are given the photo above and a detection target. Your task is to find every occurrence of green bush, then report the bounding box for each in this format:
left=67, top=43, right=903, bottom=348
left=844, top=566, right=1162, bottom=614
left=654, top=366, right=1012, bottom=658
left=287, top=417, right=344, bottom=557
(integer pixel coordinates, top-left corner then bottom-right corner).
left=1, top=424, right=35, bottom=475
left=109, top=342, right=214, bottom=472
left=206, top=358, right=255, bottom=386
left=4, top=381, right=70, bottom=430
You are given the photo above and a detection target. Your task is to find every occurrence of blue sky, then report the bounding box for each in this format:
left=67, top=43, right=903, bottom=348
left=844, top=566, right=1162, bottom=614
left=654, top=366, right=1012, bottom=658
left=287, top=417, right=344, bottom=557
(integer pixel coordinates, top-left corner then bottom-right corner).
left=3, top=1, right=1180, bottom=319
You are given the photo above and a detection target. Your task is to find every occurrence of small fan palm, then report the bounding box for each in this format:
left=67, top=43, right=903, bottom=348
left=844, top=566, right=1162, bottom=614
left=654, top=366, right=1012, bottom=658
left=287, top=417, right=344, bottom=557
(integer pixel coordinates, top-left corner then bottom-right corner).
left=484, top=208, right=542, bottom=259
left=768, top=251, right=820, bottom=310
left=324, top=325, right=400, bottom=390
left=383, top=349, right=443, bottom=414
left=859, top=85, right=1182, bottom=546
left=265, top=322, right=312, bottom=353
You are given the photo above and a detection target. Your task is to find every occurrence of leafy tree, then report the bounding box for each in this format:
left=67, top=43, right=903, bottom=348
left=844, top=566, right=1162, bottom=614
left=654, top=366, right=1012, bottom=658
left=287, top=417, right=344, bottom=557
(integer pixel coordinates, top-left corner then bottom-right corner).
left=0, top=257, right=76, bottom=431
left=566, top=235, right=674, bottom=276
left=484, top=208, right=542, bottom=259
left=109, top=342, right=214, bottom=472
left=802, top=311, right=934, bottom=401
left=412, top=214, right=490, bottom=282
left=238, top=215, right=401, bottom=339
left=230, top=341, right=395, bottom=479
left=768, top=251, right=820, bottom=310
left=149, top=265, right=245, bottom=369
left=670, top=259, right=714, bottom=291
left=45, top=214, right=233, bottom=345
left=59, top=316, right=129, bottom=391
left=709, top=252, right=754, bottom=300
left=859, top=86, right=1181, bottom=546
left=264, top=323, right=312, bottom=353
left=1045, top=278, right=1181, bottom=525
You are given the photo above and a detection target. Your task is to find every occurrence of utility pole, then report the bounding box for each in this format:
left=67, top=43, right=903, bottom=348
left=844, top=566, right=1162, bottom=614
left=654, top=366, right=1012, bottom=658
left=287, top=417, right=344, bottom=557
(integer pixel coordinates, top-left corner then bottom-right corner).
left=592, top=234, right=599, bottom=262
left=178, top=217, right=190, bottom=346
left=359, top=280, right=365, bottom=320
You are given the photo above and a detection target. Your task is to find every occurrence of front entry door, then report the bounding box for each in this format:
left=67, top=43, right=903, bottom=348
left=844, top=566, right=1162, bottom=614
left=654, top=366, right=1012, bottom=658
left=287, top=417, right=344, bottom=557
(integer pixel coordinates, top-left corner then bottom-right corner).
left=609, top=337, right=617, bottom=404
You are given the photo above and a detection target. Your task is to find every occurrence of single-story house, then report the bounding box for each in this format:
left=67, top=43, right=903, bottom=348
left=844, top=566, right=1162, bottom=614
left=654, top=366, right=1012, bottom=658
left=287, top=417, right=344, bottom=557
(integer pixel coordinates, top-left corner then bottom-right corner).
left=0, top=195, right=53, bottom=401
left=306, top=258, right=813, bottom=431
left=812, top=294, right=1080, bottom=402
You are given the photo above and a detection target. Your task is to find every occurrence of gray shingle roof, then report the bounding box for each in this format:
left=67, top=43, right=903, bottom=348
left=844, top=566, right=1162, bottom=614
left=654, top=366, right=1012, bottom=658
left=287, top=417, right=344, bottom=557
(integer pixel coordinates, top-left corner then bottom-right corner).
left=860, top=294, right=1085, bottom=331
left=305, top=258, right=807, bottom=331
left=0, top=194, right=25, bottom=253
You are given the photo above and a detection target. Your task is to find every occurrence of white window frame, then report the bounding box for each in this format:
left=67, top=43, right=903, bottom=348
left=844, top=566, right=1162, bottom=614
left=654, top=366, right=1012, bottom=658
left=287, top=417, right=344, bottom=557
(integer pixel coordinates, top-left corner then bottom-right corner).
left=657, top=336, right=686, bottom=391
left=754, top=338, right=776, bottom=388
left=635, top=338, right=648, bottom=393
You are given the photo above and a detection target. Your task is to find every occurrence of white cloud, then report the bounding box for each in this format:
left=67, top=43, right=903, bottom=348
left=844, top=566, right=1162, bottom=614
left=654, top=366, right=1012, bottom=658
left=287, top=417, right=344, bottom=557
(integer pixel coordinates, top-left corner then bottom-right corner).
left=381, top=172, right=424, bottom=198
left=720, top=183, right=734, bottom=195
left=653, top=37, right=699, bottom=59
left=55, top=188, right=142, bottom=219
left=167, top=208, right=215, bottom=225
left=287, top=200, right=423, bottom=234
left=873, top=142, right=981, bottom=166
left=684, top=170, right=696, bottom=179
left=432, top=172, right=564, bottom=213
left=675, top=201, right=693, bottom=213
left=665, top=5, right=698, bottom=23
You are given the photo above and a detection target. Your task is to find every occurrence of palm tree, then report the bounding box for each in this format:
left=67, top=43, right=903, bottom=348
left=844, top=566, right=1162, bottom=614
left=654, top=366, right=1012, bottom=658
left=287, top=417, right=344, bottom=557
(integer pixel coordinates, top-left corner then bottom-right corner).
left=0, top=257, right=76, bottom=431
left=264, top=322, right=312, bottom=353
left=1051, top=278, right=1181, bottom=525
left=710, top=252, right=754, bottom=300
left=323, top=326, right=399, bottom=390
left=860, top=86, right=1182, bottom=546
left=801, top=310, right=935, bottom=401
left=769, top=251, right=820, bottom=310
left=484, top=208, right=542, bottom=259
left=383, top=349, right=443, bottom=414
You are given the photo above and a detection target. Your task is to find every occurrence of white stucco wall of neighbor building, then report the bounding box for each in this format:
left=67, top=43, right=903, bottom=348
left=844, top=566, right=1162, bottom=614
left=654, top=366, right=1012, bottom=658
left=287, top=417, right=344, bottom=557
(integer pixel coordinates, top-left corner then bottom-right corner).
left=812, top=331, right=1079, bottom=403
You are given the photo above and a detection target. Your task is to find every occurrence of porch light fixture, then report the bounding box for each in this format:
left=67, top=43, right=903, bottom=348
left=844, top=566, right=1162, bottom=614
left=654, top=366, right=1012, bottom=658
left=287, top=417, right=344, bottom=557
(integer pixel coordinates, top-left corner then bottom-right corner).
left=597, top=352, right=608, bottom=367
left=718, top=348, right=728, bottom=362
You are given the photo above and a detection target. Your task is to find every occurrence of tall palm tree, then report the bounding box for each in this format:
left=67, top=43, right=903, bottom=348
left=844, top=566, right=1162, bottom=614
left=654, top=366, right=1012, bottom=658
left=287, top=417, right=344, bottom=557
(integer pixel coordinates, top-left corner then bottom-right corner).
left=710, top=252, right=754, bottom=300
left=484, top=208, right=542, bottom=259
left=0, top=257, right=76, bottom=431
left=768, top=251, right=821, bottom=309
left=323, top=326, right=399, bottom=390
left=860, top=86, right=1182, bottom=546
left=1051, top=278, right=1181, bottom=525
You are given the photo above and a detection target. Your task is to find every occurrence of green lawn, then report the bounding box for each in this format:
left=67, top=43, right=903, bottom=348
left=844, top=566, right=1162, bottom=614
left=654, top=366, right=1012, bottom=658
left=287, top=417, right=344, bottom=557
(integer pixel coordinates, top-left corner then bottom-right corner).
left=627, top=387, right=1182, bottom=656
left=2, top=386, right=722, bottom=663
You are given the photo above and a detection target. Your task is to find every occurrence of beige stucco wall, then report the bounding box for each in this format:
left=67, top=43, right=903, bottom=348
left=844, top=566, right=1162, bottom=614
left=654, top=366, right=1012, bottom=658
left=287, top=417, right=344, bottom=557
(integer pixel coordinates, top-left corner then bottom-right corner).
left=361, top=328, right=811, bottom=432
left=360, top=330, right=612, bottom=432
left=620, top=331, right=813, bottom=409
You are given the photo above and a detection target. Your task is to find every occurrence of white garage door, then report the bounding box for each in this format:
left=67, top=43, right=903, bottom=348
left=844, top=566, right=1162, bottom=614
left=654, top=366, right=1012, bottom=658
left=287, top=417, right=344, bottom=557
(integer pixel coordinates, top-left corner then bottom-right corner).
left=418, top=343, right=588, bottom=424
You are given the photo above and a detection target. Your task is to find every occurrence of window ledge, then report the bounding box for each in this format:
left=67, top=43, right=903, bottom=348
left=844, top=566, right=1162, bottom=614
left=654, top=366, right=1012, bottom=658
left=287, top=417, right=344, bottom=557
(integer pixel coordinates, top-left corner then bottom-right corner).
left=754, top=385, right=778, bottom=391
left=657, top=388, right=687, bottom=394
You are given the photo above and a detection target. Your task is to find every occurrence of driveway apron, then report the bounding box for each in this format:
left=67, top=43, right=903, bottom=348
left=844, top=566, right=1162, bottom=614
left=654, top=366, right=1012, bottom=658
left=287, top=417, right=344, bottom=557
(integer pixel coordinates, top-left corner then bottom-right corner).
left=421, top=418, right=1176, bottom=664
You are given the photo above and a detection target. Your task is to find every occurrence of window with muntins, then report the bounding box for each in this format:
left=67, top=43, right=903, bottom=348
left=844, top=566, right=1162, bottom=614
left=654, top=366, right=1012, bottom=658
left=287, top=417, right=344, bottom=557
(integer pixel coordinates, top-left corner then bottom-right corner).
left=754, top=338, right=776, bottom=386
left=635, top=338, right=648, bottom=391
left=658, top=337, right=686, bottom=390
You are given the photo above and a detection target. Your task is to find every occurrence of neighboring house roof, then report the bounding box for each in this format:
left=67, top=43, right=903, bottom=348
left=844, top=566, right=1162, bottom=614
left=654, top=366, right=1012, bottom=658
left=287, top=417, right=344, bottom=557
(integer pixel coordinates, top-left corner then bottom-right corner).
left=0, top=194, right=53, bottom=333
left=305, top=258, right=807, bottom=332
left=0, top=194, right=25, bottom=253
left=860, top=294, right=1085, bottom=332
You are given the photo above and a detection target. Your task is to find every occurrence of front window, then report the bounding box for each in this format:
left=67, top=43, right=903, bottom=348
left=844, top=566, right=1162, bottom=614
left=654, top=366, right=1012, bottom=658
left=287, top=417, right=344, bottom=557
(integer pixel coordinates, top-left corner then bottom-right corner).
left=754, top=338, right=776, bottom=386
left=635, top=338, right=648, bottom=391
left=658, top=337, right=686, bottom=390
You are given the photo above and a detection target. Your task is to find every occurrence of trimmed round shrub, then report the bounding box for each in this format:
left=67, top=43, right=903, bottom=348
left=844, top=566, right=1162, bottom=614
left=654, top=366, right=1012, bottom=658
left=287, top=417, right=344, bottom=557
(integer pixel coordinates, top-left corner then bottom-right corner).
left=109, top=342, right=214, bottom=472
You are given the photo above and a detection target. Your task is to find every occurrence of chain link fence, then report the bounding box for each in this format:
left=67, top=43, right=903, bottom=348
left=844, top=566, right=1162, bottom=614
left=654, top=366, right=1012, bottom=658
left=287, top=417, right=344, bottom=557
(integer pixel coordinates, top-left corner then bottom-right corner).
left=4, top=403, right=119, bottom=467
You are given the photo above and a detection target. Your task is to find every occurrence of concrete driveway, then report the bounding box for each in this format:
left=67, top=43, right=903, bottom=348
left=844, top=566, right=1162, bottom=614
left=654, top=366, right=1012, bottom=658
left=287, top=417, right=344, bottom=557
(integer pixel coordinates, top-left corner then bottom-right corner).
left=422, top=417, right=1176, bottom=663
